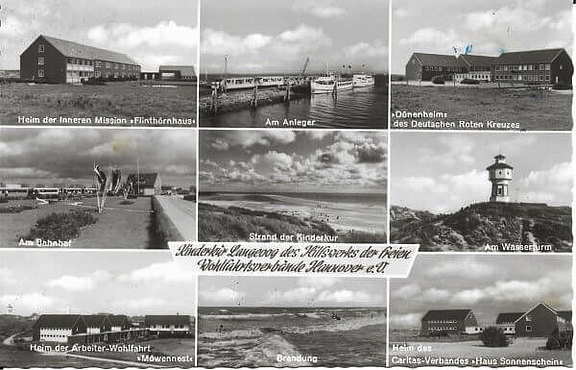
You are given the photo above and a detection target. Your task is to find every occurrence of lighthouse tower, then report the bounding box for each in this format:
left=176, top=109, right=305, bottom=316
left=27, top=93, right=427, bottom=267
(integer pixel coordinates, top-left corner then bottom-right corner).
left=486, top=154, right=513, bottom=202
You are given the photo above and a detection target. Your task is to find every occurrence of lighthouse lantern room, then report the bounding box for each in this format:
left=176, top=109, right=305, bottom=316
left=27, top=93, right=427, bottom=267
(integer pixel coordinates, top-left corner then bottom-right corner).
left=486, top=154, right=513, bottom=203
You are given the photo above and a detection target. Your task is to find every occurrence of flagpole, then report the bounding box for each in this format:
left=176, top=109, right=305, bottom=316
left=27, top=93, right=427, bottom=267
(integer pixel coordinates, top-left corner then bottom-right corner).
left=94, top=162, right=101, bottom=213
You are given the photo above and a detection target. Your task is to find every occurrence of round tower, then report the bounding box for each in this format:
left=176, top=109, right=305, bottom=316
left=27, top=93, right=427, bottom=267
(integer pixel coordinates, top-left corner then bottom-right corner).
left=486, top=154, right=513, bottom=202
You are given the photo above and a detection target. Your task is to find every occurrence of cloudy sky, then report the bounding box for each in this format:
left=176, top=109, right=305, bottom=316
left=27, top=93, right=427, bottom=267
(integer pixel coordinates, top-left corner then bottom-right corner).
left=0, top=251, right=195, bottom=316
left=0, top=128, right=196, bottom=188
left=201, top=0, right=388, bottom=75
left=392, top=0, right=572, bottom=74
left=0, top=0, right=197, bottom=71
left=200, top=276, right=387, bottom=307
left=391, top=132, right=572, bottom=213
left=200, top=130, right=387, bottom=193
left=390, top=254, right=572, bottom=329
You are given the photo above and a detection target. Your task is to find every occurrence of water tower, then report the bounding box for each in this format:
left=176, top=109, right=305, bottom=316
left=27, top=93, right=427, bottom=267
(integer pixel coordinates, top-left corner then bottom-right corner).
left=486, top=154, right=513, bottom=202
left=7, top=303, right=14, bottom=315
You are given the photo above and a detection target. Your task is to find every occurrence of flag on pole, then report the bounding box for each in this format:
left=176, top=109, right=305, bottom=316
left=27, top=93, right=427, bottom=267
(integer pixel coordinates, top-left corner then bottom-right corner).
left=94, top=164, right=107, bottom=192
left=110, top=168, right=122, bottom=194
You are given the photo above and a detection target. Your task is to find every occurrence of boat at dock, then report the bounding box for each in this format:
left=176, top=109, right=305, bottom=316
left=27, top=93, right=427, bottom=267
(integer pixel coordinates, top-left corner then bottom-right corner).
left=310, top=73, right=354, bottom=94
left=352, top=73, right=375, bottom=87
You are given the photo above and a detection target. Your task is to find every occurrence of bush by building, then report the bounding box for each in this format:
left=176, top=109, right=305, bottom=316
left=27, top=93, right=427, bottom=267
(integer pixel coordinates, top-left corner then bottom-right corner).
left=480, top=326, right=509, bottom=347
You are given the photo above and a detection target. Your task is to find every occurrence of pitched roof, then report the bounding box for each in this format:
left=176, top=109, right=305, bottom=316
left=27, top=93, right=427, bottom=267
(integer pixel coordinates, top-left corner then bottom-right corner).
left=557, top=311, right=572, bottom=322
left=126, top=173, right=159, bottom=188
left=496, top=312, right=524, bottom=324
left=82, top=314, right=110, bottom=327
left=107, top=315, right=130, bottom=326
left=145, top=315, right=190, bottom=326
left=496, top=48, right=566, bottom=64
left=458, top=54, right=498, bottom=68
left=40, top=35, right=138, bottom=65
left=33, top=314, right=85, bottom=329
left=412, top=53, right=465, bottom=68
left=422, top=309, right=472, bottom=321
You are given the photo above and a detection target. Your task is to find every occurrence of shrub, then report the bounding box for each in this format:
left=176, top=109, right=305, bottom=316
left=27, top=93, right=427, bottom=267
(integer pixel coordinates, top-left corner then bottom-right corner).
left=480, top=326, right=509, bottom=347
left=429, top=330, right=449, bottom=337
left=460, top=78, right=480, bottom=85
left=22, top=211, right=98, bottom=241
left=431, top=76, right=445, bottom=85
left=546, top=328, right=561, bottom=350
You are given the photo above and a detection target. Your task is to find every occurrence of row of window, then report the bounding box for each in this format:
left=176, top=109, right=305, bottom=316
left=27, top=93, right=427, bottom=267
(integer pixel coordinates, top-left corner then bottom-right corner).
left=424, top=66, right=463, bottom=72
left=64, top=58, right=138, bottom=71
left=429, top=326, right=457, bottom=331
left=495, top=74, right=550, bottom=81
left=426, top=320, right=458, bottom=324
left=496, top=64, right=550, bottom=72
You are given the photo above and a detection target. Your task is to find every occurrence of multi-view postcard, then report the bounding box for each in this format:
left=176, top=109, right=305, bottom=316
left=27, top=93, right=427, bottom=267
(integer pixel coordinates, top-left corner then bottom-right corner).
left=198, top=276, right=387, bottom=367
left=199, top=0, right=389, bottom=129
left=391, top=0, right=573, bottom=131
left=0, top=251, right=196, bottom=368
left=389, top=254, right=572, bottom=367
left=0, top=0, right=198, bottom=126
left=198, top=130, right=387, bottom=243
left=390, top=132, right=572, bottom=252
left=0, top=128, right=197, bottom=249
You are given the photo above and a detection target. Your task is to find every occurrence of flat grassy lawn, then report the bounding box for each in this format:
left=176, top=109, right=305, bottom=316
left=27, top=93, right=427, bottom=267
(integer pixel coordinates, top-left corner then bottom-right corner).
left=0, top=82, right=196, bottom=125
left=389, top=336, right=572, bottom=367
left=391, top=84, right=572, bottom=131
left=0, top=197, right=157, bottom=249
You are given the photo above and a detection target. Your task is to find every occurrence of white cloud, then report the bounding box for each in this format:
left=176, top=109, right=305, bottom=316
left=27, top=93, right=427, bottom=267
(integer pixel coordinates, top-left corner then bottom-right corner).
left=0, top=268, right=17, bottom=285
left=317, top=289, right=380, bottom=303
left=0, top=293, right=54, bottom=313
left=343, top=39, right=388, bottom=58
left=293, top=1, right=346, bottom=18
left=393, top=8, right=409, bottom=19
left=47, top=275, right=96, bottom=292
left=202, top=29, right=271, bottom=56
left=201, top=288, right=244, bottom=302
left=389, top=313, right=421, bottom=328
left=121, top=262, right=195, bottom=284
left=400, top=28, right=459, bottom=51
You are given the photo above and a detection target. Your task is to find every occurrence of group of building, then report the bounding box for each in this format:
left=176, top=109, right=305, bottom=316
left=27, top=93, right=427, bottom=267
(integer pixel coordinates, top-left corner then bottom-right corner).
left=20, top=35, right=195, bottom=84
left=421, top=303, right=572, bottom=338
left=33, top=314, right=193, bottom=345
left=405, top=48, right=573, bottom=85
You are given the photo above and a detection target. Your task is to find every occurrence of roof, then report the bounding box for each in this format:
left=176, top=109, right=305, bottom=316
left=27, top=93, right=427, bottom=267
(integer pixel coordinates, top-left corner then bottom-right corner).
left=82, top=314, right=110, bottom=327
left=458, top=54, right=498, bottom=67
left=39, top=35, right=138, bottom=65
left=411, top=53, right=465, bottom=68
left=486, top=163, right=514, bottom=170
left=496, top=313, right=523, bottom=324
left=126, top=173, right=159, bottom=188
left=422, top=309, right=472, bottom=321
left=159, top=65, right=196, bottom=75
left=496, top=48, right=566, bottom=64
left=33, top=314, right=84, bottom=329
left=557, top=311, right=572, bottom=322
left=515, top=302, right=558, bottom=323
left=107, top=315, right=130, bottom=326
left=145, top=315, right=190, bottom=325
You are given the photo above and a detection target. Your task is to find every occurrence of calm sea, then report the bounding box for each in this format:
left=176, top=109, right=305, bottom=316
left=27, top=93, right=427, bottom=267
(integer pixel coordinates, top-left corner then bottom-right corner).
left=201, top=76, right=388, bottom=129
left=198, top=307, right=387, bottom=368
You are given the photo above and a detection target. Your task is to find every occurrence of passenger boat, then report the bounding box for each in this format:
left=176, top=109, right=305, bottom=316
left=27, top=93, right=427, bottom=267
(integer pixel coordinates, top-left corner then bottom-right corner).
left=352, top=73, right=375, bottom=87
left=310, top=73, right=354, bottom=94
left=257, top=76, right=285, bottom=88
left=220, top=77, right=257, bottom=90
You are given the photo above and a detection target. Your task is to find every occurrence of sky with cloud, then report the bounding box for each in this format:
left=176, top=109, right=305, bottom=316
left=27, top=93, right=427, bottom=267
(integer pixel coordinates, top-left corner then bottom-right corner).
left=199, top=276, right=387, bottom=308
left=200, top=130, right=387, bottom=193
left=392, top=0, right=572, bottom=74
left=390, top=254, right=572, bottom=329
left=201, top=0, right=388, bottom=75
left=391, top=132, right=572, bottom=213
left=0, top=0, right=197, bottom=71
left=0, top=251, right=195, bottom=316
left=0, top=128, right=196, bottom=188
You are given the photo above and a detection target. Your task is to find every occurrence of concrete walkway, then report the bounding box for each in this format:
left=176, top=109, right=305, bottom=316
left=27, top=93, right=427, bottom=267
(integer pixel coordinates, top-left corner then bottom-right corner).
left=155, top=196, right=196, bottom=240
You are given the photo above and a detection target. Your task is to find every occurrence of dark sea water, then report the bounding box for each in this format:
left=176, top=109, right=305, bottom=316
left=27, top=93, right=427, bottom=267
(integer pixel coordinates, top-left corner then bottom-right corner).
left=201, top=80, right=388, bottom=129
left=198, top=307, right=387, bottom=368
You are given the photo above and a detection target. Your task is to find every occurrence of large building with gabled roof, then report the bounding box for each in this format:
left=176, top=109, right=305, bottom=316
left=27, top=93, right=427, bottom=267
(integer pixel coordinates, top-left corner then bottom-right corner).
left=493, top=48, right=573, bottom=85
left=20, top=35, right=141, bottom=84
left=405, top=52, right=466, bottom=81
left=421, top=309, right=481, bottom=336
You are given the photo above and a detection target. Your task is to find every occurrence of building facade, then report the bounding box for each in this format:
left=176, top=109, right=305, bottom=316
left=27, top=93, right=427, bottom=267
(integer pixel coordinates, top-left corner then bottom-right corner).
left=125, top=173, right=162, bottom=196
left=33, top=315, right=88, bottom=343
left=145, top=315, right=192, bottom=337
left=514, top=303, right=572, bottom=337
left=496, top=312, right=523, bottom=335
left=405, top=53, right=466, bottom=81
left=20, top=35, right=141, bottom=84
left=421, top=309, right=480, bottom=336
left=493, top=49, right=573, bottom=85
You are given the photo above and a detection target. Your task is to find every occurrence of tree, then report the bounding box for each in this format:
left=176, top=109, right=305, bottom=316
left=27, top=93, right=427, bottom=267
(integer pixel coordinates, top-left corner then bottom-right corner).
left=480, top=326, right=509, bottom=347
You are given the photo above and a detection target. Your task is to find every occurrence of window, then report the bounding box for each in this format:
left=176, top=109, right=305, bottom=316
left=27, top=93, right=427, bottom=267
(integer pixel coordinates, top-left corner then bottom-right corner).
left=38, top=69, right=44, bottom=77
left=38, top=57, right=44, bottom=66
left=38, top=44, right=45, bottom=53
left=560, top=65, right=563, bottom=70
left=526, top=315, right=532, bottom=322
left=539, top=64, right=544, bottom=70
left=503, top=66, right=508, bottom=71
left=528, top=65, right=533, bottom=71
left=67, top=58, right=72, bottom=63
left=106, top=62, right=111, bottom=68
left=545, top=75, right=550, bottom=81
left=526, top=326, right=532, bottom=332
left=539, top=75, right=544, bottom=81
left=95, top=61, right=102, bottom=68
left=545, top=64, right=550, bottom=71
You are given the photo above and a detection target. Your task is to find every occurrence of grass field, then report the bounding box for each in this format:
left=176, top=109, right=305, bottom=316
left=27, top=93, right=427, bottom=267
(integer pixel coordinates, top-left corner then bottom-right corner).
left=391, top=84, right=572, bottom=131
left=0, top=82, right=196, bottom=125
left=389, top=331, right=572, bottom=367
left=0, top=197, right=161, bottom=249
